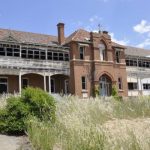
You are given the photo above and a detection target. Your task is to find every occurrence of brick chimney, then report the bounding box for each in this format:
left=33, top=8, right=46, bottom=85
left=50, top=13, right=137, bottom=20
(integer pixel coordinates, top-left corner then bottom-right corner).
left=57, top=23, right=65, bottom=45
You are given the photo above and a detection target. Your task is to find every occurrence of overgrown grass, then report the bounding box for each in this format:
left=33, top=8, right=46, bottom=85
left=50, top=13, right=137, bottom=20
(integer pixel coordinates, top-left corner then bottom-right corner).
left=27, top=96, right=150, bottom=150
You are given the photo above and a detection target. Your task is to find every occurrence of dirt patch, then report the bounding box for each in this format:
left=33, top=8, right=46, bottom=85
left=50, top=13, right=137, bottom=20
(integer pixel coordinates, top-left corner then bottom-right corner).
left=0, top=134, right=32, bottom=150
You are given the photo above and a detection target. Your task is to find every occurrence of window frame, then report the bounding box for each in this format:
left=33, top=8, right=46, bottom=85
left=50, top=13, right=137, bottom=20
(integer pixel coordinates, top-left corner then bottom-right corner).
left=81, top=76, right=86, bottom=90
left=118, top=77, right=122, bottom=90
left=79, top=46, right=85, bottom=60
left=128, top=82, right=138, bottom=91
left=99, top=43, right=106, bottom=61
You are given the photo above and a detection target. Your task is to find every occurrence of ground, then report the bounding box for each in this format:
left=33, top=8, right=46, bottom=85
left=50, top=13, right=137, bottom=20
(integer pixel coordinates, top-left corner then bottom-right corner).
left=0, top=135, right=32, bottom=150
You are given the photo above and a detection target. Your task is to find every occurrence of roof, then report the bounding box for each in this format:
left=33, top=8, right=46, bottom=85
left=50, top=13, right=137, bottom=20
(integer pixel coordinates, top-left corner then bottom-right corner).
left=0, top=28, right=58, bottom=45
left=65, top=29, right=90, bottom=44
left=1, top=28, right=150, bottom=57
left=65, top=29, right=126, bottom=49
left=111, top=42, right=126, bottom=48
left=125, top=46, right=150, bottom=57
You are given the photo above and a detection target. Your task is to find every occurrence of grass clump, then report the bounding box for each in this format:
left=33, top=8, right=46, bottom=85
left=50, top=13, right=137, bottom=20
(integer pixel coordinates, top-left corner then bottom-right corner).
left=0, top=87, right=56, bottom=135
left=27, top=96, right=150, bottom=150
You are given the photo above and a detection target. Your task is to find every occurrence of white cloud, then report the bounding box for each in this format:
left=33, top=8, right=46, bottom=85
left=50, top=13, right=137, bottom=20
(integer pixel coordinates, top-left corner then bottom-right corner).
left=84, top=15, right=103, bottom=31
left=110, top=33, right=129, bottom=45
left=133, top=20, right=150, bottom=34
left=137, top=39, right=150, bottom=48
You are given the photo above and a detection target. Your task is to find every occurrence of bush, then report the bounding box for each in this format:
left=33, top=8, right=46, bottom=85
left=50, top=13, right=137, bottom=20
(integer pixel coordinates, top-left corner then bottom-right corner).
left=111, top=85, right=118, bottom=97
left=0, top=97, right=29, bottom=135
left=0, top=87, right=56, bottom=135
left=94, top=85, right=100, bottom=97
left=22, top=87, right=56, bottom=122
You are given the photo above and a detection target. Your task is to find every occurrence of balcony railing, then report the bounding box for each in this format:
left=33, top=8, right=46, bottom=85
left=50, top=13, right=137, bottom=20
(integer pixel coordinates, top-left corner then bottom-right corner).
left=0, top=56, right=69, bottom=71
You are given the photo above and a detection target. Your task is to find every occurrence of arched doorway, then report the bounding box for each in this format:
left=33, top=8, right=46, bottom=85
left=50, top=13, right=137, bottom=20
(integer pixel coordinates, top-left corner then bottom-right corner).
left=99, top=74, right=112, bottom=96
left=50, top=74, right=69, bottom=94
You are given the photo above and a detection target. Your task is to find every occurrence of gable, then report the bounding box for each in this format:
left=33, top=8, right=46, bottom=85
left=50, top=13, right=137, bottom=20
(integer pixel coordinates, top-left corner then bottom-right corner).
left=2, top=34, right=19, bottom=43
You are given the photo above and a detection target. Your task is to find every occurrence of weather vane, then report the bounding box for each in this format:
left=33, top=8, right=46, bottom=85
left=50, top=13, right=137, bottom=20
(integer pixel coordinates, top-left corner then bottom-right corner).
left=98, top=24, right=102, bottom=33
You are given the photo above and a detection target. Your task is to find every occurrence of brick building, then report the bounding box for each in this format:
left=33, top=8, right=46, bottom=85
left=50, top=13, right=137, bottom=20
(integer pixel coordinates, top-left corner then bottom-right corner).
left=0, top=23, right=149, bottom=97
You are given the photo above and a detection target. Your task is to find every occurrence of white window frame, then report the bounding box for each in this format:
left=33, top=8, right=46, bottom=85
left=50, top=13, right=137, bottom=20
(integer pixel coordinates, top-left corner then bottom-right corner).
left=99, top=44, right=106, bottom=61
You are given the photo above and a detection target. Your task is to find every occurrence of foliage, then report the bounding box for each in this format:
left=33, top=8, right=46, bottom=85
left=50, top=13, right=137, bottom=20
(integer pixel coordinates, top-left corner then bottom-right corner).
left=111, top=85, right=118, bottom=97
left=0, top=97, right=29, bottom=135
left=22, top=87, right=56, bottom=122
left=0, top=87, right=56, bottom=135
left=111, top=85, right=123, bottom=101
left=94, top=85, right=100, bottom=97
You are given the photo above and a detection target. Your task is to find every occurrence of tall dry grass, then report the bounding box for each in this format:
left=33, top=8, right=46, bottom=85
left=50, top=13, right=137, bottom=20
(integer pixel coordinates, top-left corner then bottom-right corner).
left=27, top=96, right=150, bottom=150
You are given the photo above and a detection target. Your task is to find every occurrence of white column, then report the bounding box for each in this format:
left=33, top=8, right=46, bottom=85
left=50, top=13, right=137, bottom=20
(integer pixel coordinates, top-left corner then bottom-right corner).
left=49, top=75, right=51, bottom=94
left=19, top=72, right=22, bottom=94
left=44, top=75, right=46, bottom=91
left=20, top=45, right=22, bottom=58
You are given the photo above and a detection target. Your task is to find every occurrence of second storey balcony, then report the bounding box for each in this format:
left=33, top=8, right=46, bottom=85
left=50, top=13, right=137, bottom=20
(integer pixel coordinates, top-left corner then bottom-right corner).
left=0, top=42, right=70, bottom=75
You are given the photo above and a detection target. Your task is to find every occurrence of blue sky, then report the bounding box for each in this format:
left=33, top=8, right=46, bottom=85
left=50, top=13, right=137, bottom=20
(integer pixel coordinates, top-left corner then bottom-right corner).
left=0, top=0, right=150, bottom=49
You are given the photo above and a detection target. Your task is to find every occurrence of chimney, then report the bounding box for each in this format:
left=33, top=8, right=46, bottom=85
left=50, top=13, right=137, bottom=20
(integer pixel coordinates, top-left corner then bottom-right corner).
left=57, top=23, right=65, bottom=45
left=102, top=31, right=108, bottom=35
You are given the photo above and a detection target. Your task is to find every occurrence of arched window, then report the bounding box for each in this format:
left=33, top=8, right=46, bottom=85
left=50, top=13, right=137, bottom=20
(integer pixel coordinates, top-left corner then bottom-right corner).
left=99, top=43, right=106, bottom=61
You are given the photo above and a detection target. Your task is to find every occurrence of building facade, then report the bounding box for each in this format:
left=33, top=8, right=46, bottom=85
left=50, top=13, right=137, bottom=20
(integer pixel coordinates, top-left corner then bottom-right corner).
left=125, top=46, right=150, bottom=96
left=0, top=23, right=149, bottom=97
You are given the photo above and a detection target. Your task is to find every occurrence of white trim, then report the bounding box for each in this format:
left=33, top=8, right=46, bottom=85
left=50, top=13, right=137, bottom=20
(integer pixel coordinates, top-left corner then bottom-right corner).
left=78, top=43, right=89, bottom=47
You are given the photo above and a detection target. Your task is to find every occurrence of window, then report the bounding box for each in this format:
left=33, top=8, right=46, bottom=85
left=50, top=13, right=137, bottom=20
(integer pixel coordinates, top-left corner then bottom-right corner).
left=22, top=78, right=28, bottom=89
left=34, top=51, right=40, bottom=59
left=53, top=53, right=58, bottom=60
left=59, top=53, right=64, bottom=61
left=6, top=48, right=13, bottom=56
left=99, top=44, right=106, bottom=61
left=47, top=52, right=52, bottom=60
left=118, top=78, right=122, bottom=90
left=40, top=51, right=46, bottom=60
left=28, top=50, right=34, bottom=59
left=64, top=80, right=69, bottom=94
left=0, top=78, right=8, bottom=94
left=64, top=53, right=69, bottom=61
left=143, top=83, right=150, bottom=90
left=21, top=49, right=27, bottom=58
left=79, top=47, right=84, bottom=60
left=115, top=51, right=121, bottom=63
left=0, top=47, right=5, bottom=56
left=128, top=82, right=138, bottom=90
left=14, top=49, right=20, bottom=57
left=81, top=76, right=86, bottom=90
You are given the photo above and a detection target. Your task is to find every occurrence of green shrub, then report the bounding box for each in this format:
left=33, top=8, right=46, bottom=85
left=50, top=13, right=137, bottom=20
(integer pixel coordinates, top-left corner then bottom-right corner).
left=0, top=97, right=29, bottom=135
left=0, top=87, right=56, bottom=135
left=94, top=85, right=100, bottom=97
left=22, top=87, right=56, bottom=122
left=111, top=85, right=118, bottom=97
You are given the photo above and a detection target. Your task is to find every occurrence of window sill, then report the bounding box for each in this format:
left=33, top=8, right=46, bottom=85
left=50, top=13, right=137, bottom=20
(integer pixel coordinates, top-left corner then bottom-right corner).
left=119, top=89, right=124, bottom=92
left=82, top=89, right=88, bottom=93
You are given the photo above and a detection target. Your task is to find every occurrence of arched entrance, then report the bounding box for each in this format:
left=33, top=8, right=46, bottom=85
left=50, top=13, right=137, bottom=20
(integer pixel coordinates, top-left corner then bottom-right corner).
left=99, top=74, right=112, bottom=96
left=50, top=74, right=69, bottom=94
